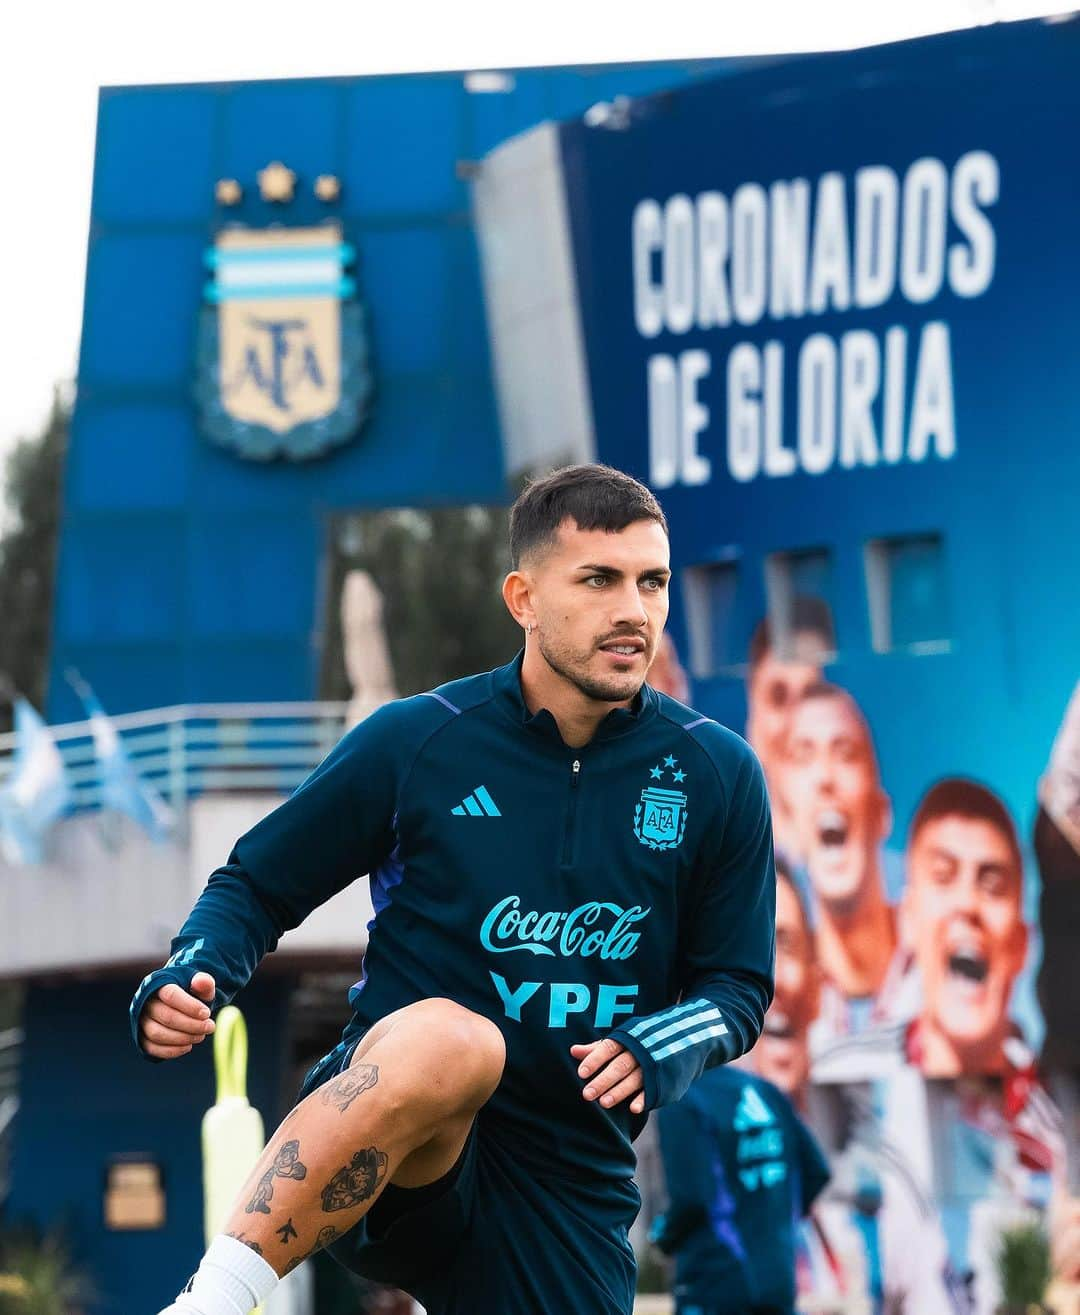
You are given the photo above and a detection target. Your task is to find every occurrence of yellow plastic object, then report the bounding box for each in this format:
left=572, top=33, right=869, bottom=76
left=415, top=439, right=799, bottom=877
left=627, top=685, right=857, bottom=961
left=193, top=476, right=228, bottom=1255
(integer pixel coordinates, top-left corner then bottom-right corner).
left=201, top=1004, right=267, bottom=1302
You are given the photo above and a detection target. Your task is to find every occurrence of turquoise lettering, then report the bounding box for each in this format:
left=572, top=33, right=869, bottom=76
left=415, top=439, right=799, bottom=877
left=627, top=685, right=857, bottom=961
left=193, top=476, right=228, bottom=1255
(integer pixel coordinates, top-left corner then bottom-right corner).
left=595, top=984, right=639, bottom=1028
left=739, top=1161, right=788, bottom=1192
left=534, top=911, right=561, bottom=940
left=738, top=1129, right=784, bottom=1160
left=548, top=982, right=592, bottom=1028
left=761, top=1161, right=788, bottom=1187
left=479, top=897, right=650, bottom=959
left=489, top=971, right=542, bottom=1022
left=560, top=903, right=604, bottom=955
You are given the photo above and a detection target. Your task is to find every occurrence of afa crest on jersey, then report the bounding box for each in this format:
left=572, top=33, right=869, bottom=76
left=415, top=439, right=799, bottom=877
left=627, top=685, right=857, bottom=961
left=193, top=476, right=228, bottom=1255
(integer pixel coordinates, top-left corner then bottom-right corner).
left=195, top=223, right=373, bottom=461
left=634, top=756, right=689, bottom=851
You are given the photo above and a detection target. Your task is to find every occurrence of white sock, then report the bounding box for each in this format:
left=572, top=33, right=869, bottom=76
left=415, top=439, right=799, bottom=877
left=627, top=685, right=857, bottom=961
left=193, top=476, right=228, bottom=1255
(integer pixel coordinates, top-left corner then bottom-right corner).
left=162, top=1234, right=278, bottom=1315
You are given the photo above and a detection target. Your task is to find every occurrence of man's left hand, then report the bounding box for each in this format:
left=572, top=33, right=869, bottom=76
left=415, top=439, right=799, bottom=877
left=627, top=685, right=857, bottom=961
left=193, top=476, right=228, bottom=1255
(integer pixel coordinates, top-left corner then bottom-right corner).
left=571, top=1038, right=646, bottom=1114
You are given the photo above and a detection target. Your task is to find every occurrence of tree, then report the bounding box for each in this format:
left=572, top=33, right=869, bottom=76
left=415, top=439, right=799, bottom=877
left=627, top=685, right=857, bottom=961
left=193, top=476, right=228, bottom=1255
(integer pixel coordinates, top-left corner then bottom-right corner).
left=0, top=391, right=69, bottom=734
left=320, top=505, right=520, bottom=701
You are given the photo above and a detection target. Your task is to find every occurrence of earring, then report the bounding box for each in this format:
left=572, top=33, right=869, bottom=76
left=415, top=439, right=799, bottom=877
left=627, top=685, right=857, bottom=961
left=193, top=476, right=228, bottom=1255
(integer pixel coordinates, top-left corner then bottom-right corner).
left=526, top=623, right=535, bottom=635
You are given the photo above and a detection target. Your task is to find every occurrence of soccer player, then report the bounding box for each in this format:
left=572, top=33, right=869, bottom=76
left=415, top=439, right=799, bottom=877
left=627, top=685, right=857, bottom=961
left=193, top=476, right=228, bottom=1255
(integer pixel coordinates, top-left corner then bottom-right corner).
left=781, top=684, right=904, bottom=1043
left=651, top=1065, right=830, bottom=1315
left=745, top=865, right=959, bottom=1314
left=900, top=778, right=1028, bottom=1077
left=134, top=465, right=775, bottom=1315
left=744, top=599, right=833, bottom=863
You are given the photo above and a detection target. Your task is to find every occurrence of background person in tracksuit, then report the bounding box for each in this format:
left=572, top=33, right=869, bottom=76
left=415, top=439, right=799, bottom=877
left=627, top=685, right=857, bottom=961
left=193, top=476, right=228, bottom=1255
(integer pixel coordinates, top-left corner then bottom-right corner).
left=134, top=464, right=776, bottom=1315
left=652, top=1066, right=830, bottom=1315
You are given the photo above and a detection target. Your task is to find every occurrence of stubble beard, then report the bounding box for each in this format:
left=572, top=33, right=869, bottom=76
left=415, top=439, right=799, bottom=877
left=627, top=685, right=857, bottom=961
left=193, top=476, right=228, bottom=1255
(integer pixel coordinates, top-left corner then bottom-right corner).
left=536, top=629, right=646, bottom=705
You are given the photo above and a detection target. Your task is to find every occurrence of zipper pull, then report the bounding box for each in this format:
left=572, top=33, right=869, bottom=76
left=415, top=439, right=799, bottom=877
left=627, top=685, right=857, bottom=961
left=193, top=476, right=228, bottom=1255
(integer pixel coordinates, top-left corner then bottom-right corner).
left=571, top=759, right=581, bottom=784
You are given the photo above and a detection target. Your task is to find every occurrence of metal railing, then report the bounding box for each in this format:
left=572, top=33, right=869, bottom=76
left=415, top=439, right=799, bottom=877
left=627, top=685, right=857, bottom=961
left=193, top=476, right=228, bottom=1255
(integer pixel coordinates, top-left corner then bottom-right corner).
left=0, top=703, right=348, bottom=813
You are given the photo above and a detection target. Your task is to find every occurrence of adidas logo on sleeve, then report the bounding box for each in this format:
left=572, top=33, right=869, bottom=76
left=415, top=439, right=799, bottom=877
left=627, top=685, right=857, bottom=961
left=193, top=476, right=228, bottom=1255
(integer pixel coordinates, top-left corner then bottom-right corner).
left=451, top=786, right=502, bottom=817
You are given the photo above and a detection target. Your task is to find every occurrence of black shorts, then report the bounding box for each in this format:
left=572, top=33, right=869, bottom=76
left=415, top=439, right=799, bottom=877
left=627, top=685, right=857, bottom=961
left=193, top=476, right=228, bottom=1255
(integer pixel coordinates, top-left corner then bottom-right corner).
left=298, top=1039, right=639, bottom=1315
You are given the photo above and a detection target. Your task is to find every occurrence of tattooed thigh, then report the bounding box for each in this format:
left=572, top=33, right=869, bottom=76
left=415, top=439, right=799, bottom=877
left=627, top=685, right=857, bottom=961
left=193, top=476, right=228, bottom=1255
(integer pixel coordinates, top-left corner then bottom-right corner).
left=320, top=1063, right=379, bottom=1114
left=244, top=1139, right=308, bottom=1215
left=321, top=1147, right=389, bottom=1212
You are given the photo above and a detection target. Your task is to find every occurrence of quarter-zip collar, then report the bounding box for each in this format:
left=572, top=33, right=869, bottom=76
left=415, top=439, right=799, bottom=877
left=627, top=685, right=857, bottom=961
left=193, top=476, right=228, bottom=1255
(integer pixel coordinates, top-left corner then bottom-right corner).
left=491, top=651, right=658, bottom=746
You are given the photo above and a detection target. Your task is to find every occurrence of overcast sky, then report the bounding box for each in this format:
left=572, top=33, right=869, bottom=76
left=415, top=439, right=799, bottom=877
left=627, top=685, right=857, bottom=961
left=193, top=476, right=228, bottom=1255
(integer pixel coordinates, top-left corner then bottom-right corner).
left=0, top=0, right=1065, bottom=473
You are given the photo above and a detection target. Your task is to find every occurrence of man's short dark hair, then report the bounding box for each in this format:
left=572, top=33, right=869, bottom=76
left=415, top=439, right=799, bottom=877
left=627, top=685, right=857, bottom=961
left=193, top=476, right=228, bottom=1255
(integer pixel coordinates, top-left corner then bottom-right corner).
left=908, top=777, right=1023, bottom=877
left=509, top=464, right=668, bottom=569
left=748, top=596, right=834, bottom=674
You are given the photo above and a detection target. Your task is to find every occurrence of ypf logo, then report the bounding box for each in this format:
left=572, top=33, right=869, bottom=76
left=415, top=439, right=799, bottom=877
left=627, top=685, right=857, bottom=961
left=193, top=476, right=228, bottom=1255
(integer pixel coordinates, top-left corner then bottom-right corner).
left=634, top=755, right=688, bottom=851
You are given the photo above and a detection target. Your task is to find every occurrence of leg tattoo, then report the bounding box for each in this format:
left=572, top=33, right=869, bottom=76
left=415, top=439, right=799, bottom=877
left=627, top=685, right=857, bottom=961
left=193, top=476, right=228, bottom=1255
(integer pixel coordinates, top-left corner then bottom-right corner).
left=282, top=1225, right=340, bottom=1275
left=321, top=1147, right=389, bottom=1212
left=320, top=1064, right=379, bottom=1113
left=225, top=1230, right=264, bottom=1255
left=245, top=1139, right=308, bottom=1215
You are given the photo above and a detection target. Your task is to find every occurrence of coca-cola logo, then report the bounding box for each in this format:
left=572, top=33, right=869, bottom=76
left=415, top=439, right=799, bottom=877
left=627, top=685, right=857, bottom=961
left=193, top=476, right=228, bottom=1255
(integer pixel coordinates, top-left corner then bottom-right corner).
left=479, top=896, right=649, bottom=961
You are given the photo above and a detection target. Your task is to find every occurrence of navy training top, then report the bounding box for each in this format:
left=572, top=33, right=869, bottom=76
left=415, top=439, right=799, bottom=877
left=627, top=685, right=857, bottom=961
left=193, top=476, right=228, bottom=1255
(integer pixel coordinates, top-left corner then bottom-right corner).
left=130, top=654, right=775, bottom=1181
left=653, top=1068, right=830, bottom=1313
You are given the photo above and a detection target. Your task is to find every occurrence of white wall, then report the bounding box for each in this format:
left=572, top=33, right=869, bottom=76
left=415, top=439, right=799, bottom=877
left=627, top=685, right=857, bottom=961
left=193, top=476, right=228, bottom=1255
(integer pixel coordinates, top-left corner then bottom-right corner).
left=0, top=793, right=373, bottom=977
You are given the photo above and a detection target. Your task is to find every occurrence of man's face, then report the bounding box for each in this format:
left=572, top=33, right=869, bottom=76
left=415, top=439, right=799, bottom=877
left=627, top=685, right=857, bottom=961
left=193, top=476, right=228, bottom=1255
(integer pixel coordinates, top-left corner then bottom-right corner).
left=783, top=694, right=888, bottom=911
left=755, top=878, right=819, bottom=1096
left=526, top=518, right=671, bottom=704
left=904, top=814, right=1027, bottom=1064
left=746, top=634, right=824, bottom=784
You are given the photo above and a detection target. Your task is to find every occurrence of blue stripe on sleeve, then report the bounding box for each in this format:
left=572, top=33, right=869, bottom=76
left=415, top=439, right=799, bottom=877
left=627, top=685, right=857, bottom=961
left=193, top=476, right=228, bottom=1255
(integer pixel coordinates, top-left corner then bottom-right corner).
left=649, top=1021, right=730, bottom=1062
left=641, top=1006, right=723, bottom=1050
left=626, top=997, right=711, bottom=1039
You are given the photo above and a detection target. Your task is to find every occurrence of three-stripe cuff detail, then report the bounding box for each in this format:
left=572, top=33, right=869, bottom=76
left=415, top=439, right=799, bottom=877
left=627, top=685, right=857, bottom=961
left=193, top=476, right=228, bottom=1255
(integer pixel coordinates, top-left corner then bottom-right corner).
left=624, top=998, right=728, bottom=1062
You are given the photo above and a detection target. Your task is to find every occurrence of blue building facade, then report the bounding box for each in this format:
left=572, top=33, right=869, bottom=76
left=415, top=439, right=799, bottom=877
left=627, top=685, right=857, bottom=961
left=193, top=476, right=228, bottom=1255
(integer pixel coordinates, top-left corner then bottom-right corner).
left=547, top=20, right=1080, bottom=1308
left=557, top=15, right=1080, bottom=879
left=22, top=25, right=1080, bottom=1311
left=24, top=57, right=751, bottom=1314
left=51, top=59, right=746, bottom=727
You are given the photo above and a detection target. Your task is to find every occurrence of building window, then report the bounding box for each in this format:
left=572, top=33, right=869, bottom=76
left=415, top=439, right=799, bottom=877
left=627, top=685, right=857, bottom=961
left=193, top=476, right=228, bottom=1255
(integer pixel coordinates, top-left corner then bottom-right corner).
left=682, top=557, right=744, bottom=679
left=864, top=533, right=950, bottom=654
left=763, top=547, right=837, bottom=662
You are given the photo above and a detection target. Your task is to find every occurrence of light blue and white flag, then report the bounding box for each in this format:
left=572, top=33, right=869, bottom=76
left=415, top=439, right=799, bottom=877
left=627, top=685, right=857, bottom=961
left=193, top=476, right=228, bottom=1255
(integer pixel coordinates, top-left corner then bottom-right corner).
left=0, top=698, right=72, bottom=865
left=68, top=674, right=175, bottom=842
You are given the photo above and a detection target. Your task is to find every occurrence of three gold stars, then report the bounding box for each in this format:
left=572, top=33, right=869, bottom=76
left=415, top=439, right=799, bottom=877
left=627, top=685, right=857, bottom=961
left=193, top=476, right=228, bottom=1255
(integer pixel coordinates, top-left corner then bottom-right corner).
left=216, top=166, right=343, bottom=206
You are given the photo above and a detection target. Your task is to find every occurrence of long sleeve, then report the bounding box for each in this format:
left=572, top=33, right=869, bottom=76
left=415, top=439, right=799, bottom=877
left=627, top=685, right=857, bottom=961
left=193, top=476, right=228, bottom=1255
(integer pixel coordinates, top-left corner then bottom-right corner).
left=610, top=745, right=775, bottom=1109
left=129, top=700, right=425, bottom=1055
left=651, top=1098, right=714, bottom=1253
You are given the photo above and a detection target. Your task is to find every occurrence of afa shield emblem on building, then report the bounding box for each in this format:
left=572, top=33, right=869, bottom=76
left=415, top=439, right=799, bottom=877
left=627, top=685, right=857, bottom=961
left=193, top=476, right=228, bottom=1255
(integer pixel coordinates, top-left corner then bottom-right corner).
left=634, top=756, right=689, bottom=851
left=195, top=223, right=372, bottom=461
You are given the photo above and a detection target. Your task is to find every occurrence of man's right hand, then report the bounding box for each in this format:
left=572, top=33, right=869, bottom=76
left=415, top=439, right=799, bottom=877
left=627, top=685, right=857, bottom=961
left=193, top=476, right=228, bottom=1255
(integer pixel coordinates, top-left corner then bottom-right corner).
left=138, top=971, right=217, bottom=1059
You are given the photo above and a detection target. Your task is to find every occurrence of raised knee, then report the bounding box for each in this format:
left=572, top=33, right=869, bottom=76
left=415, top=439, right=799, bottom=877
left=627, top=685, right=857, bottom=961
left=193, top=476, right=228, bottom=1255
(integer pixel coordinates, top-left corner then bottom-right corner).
left=410, top=999, right=506, bottom=1104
